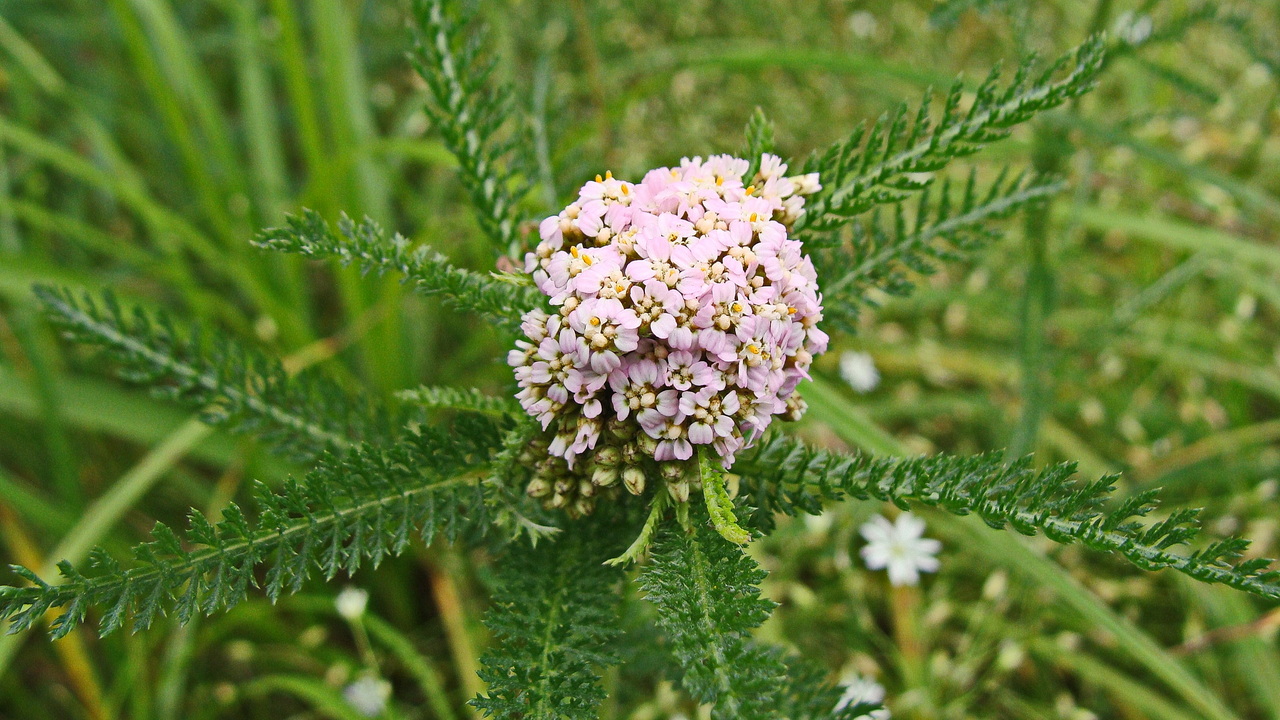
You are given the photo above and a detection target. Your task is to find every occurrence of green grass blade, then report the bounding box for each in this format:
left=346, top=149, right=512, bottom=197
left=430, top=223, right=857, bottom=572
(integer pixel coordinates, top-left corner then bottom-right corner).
left=1071, top=205, right=1280, bottom=272
left=0, top=418, right=211, bottom=675
left=242, top=675, right=386, bottom=720
left=364, top=615, right=460, bottom=720
left=106, top=0, right=244, bottom=247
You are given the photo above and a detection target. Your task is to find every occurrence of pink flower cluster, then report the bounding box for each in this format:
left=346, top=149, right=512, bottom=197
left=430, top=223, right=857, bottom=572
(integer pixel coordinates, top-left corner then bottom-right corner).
left=509, top=154, right=826, bottom=511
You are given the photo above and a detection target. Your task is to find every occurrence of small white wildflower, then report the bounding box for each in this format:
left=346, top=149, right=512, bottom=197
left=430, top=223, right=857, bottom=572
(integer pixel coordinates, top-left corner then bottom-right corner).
left=839, top=351, right=880, bottom=393
left=344, top=673, right=391, bottom=717
left=847, top=11, right=878, bottom=39
left=834, top=673, right=890, bottom=718
left=1113, top=12, right=1153, bottom=45
left=859, top=513, right=940, bottom=587
left=335, top=586, right=369, bottom=621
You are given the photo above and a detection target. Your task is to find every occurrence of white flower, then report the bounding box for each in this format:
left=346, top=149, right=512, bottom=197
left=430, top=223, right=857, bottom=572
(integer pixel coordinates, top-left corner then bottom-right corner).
left=839, top=351, right=880, bottom=393
left=335, top=586, right=369, bottom=621
left=847, top=11, right=878, bottom=39
left=344, top=673, right=392, bottom=717
left=1113, top=12, right=1153, bottom=45
left=834, top=673, right=890, bottom=718
left=859, top=513, right=941, bottom=586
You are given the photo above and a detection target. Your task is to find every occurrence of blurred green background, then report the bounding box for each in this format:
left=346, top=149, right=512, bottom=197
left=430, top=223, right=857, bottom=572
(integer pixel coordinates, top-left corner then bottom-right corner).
left=2, top=1, right=1279, bottom=718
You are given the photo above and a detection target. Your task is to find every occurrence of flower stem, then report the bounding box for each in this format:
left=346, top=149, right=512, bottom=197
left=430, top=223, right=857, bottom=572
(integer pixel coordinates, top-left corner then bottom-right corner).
left=605, top=490, right=668, bottom=566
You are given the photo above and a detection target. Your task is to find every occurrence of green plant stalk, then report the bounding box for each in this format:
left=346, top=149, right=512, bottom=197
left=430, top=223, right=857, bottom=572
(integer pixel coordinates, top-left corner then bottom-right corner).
left=3, top=198, right=166, bottom=272
left=1048, top=113, right=1280, bottom=220
left=798, top=376, right=903, bottom=457
left=0, top=363, right=271, bottom=471
left=0, top=468, right=75, bottom=536
left=0, top=142, right=19, bottom=255
left=0, top=118, right=304, bottom=338
left=124, top=0, right=249, bottom=205
left=265, top=0, right=328, bottom=203
left=113, top=630, right=152, bottom=720
left=242, top=675, right=379, bottom=720
left=423, top=549, right=486, bottom=711
left=365, top=614, right=461, bottom=720
left=605, top=490, right=668, bottom=567
left=227, top=0, right=288, bottom=222
left=1068, top=205, right=1280, bottom=273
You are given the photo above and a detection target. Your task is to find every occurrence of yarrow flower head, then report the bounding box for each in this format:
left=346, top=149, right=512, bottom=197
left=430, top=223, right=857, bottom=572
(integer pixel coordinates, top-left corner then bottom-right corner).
left=510, top=154, right=826, bottom=515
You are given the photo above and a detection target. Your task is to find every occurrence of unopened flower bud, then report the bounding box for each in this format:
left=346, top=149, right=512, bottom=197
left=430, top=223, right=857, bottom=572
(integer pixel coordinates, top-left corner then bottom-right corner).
left=667, top=479, right=691, bottom=503
left=636, top=434, right=658, bottom=454
left=571, top=496, right=595, bottom=518
left=526, top=477, right=551, bottom=498
left=594, top=446, right=620, bottom=467
left=781, top=393, right=808, bottom=422
left=592, top=465, right=620, bottom=487
left=622, top=466, right=647, bottom=495
left=659, top=461, right=687, bottom=482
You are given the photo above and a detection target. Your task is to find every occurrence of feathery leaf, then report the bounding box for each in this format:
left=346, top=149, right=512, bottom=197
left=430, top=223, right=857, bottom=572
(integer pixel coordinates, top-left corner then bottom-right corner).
left=639, top=507, right=787, bottom=718
left=796, top=36, right=1104, bottom=235
left=472, top=518, right=626, bottom=719
left=812, top=171, right=1064, bottom=330
left=410, top=0, right=533, bottom=257
left=0, top=416, right=505, bottom=639
left=254, top=210, right=545, bottom=327
left=36, top=286, right=384, bottom=461
left=396, top=385, right=518, bottom=417
left=735, top=435, right=1280, bottom=600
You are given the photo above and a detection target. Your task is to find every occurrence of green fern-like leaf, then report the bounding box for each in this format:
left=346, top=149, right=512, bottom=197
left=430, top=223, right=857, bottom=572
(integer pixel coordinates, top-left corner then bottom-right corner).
left=742, top=107, right=777, bottom=180
left=781, top=656, right=885, bottom=720
left=254, top=210, right=544, bottom=327
left=410, top=0, right=532, bottom=258
left=813, top=170, right=1063, bottom=330
left=734, top=435, right=1280, bottom=600
left=796, top=36, right=1104, bottom=235
left=639, top=507, right=787, bottom=719
left=396, top=385, right=517, bottom=417
left=0, top=415, right=504, bottom=639
left=36, top=286, right=386, bottom=461
left=471, top=517, right=626, bottom=719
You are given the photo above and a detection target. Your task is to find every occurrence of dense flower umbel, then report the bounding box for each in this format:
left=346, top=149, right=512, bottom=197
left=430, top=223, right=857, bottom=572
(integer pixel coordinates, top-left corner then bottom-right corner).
left=509, top=154, right=827, bottom=515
